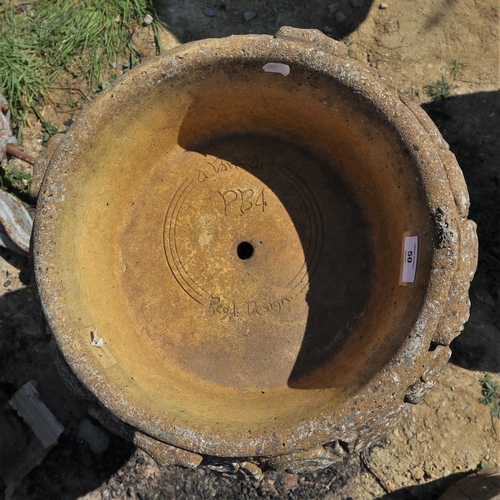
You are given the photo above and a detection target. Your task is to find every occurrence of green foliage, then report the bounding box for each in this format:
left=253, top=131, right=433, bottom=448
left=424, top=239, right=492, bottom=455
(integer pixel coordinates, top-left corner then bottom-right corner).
left=0, top=0, right=158, bottom=127
left=33, top=0, right=149, bottom=88
left=449, top=60, right=467, bottom=81
left=32, top=105, right=62, bottom=141
left=99, top=74, right=119, bottom=92
left=479, top=374, right=500, bottom=418
left=341, top=35, right=355, bottom=58
left=68, top=98, right=79, bottom=109
left=424, top=80, right=451, bottom=100
left=0, top=164, right=32, bottom=200
left=477, top=461, right=491, bottom=471
left=0, top=7, right=48, bottom=123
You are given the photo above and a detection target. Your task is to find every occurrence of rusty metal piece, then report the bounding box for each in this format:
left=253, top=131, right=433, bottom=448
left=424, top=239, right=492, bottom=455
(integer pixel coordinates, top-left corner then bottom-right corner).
left=32, top=27, right=477, bottom=472
left=0, top=93, right=34, bottom=165
left=5, top=144, right=35, bottom=165
left=0, top=190, right=32, bottom=254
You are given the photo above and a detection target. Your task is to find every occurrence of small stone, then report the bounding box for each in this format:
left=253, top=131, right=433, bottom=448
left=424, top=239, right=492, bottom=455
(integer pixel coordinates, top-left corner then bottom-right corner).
left=202, top=7, right=217, bottom=17
left=323, top=25, right=333, bottom=33
left=142, top=14, right=153, bottom=25
left=283, top=473, right=299, bottom=491
left=328, top=3, right=340, bottom=13
left=243, top=11, right=256, bottom=21
left=336, top=11, right=347, bottom=22
left=3, top=280, right=11, bottom=287
left=379, top=2, right=389, bottom=8
left=77, top=418, right=110, bottom=454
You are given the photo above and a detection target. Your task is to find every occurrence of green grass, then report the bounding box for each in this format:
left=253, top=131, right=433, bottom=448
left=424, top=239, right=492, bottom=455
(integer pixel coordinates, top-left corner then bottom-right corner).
left=449, top=60, right=467, bottom=81
left=479, top=374, right=500, bottom=418
left=0, top=0, right=159, bottom=132
left=424, top=79, right=451, bottom=100
left=0, top=6, right=48, bottom=129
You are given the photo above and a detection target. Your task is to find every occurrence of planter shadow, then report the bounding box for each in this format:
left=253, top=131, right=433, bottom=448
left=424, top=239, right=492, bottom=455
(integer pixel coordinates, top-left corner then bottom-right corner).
left=423, top=91, right=500, bottom=374
left=151, top=0, right=373, bottom=43
left=0, top=275, right=134, bottom=499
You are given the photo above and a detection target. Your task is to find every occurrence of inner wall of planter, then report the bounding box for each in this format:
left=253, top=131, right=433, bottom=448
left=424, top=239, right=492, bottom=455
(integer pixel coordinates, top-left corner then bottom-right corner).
left=48, top=57, right=434, bottom=434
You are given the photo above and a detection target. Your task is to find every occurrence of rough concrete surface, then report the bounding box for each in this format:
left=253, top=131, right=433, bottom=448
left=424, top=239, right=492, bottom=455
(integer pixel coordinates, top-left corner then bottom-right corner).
left=0, top=0, right=499, bottom=499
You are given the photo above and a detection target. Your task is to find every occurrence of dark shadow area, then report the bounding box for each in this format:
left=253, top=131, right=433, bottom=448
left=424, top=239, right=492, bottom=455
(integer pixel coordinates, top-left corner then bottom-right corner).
left=7, top=428, right=135, bottom=500
left=423, top=0, right=461, bottom=32
left=0, top=248, right=31, bottom=285
left=175, top=104, right=381, bottom=391
left=151, top=0, right=373, bottom=43
left=0, top=259, right=134, bottom=499
left=423, top=91, right=500, bottom=373
left=378, top=470, right=470, bottom=500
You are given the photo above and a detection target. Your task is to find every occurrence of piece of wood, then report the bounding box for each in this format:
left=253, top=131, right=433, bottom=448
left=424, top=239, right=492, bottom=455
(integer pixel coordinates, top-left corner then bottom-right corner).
left=9, top=381, right=64, bottom=449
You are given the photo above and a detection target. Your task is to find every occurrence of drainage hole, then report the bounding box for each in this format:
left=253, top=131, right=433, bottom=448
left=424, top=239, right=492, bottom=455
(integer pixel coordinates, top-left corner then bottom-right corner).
left=237, top=241, right=254, bottom=260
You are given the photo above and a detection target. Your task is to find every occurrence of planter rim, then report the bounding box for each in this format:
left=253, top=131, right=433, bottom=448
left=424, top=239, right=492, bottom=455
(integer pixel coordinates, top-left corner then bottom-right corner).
left=33, top=27, right=470, bottom=459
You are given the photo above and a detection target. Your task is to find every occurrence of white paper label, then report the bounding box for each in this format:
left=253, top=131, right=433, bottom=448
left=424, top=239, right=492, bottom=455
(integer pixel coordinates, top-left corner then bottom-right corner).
left=263, top=62, right=290, bottom=76
left=401, top=235, right=418, bottom=283
left=91, top=327, right=104, bottom=347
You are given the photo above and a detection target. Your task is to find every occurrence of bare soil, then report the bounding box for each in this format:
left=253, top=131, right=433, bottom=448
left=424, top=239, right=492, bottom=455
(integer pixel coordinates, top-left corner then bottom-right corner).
left=1, top=1, right=499, bottom=499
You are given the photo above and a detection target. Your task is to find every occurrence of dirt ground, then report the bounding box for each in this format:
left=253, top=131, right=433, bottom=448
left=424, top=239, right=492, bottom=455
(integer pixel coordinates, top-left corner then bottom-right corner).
left=1, top=0, right=499, bottom=499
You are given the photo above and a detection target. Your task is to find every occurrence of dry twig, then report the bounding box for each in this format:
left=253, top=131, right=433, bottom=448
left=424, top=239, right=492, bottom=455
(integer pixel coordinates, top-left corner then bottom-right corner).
left=361, top=448, right=392, bottom=494
left=49, top=86, right=91, bottom=102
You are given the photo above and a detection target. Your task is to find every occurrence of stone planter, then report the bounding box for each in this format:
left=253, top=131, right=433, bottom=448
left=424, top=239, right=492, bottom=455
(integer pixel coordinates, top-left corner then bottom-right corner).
left=31, top=27, right=477, bottom=474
